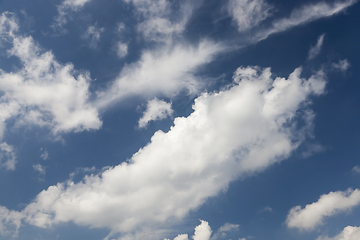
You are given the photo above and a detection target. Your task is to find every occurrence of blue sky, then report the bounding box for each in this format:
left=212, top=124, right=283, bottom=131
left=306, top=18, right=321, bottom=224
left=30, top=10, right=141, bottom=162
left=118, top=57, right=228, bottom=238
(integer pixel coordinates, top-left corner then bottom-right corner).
left=0, top=0, right=360, bottom=239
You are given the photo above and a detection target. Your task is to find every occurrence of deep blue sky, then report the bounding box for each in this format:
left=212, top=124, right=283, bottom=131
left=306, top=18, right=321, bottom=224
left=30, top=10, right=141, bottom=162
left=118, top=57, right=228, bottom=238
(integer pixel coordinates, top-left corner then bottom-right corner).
left=0, top=0, right=360, bottom=240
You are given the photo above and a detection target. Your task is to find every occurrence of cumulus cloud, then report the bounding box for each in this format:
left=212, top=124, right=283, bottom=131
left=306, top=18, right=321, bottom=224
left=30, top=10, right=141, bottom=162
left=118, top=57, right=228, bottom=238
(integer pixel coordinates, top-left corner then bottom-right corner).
left=165, top=220, right=212, bottom=240
left=0, top=206, right=22, bottom=238
left=286, top=189, right=360, bottom=231
left=52, top=0, right=93, bottom=32
left=95, top=40, right=225, bottom=109
left=227, top=0, right=273, bottom=32
left=0, top=65, right=326, bottom=237
left=308, top=34, right=325, bottom=60
left=138, top=98, right=173, bottom=128
left=332, top=59, right=351, bottom=72
left=83, top=24, right=104, bottom=49
left=254, top=0, right=357, bottom=42
left=0, top=142, right=16, bottom=170
left=317, top=226, right=360, bottom=240
left=0, top=13, right=102, bottom=137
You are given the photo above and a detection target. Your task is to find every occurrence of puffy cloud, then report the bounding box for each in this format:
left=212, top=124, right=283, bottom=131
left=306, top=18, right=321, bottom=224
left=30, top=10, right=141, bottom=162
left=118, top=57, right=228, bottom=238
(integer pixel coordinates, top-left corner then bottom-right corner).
left=286, top=189, right=360, bottom=231
left=317, top=226, right=360, bottom=240
left=166, top=220, right=212, bottom=240
left=308, top=34, right=325, bottom=60
left=52, top=0, right=93, bottom=32
left=254, top=0, right=357, bottom=42
left=138, top=98, right=173, bottom=128
left=0, top=65, right=326, bottom=236
left=332, top=59, right=351, bottom=72
left=0, top=206, right=22, bottom=238
left=227, top=0, right=273, bottom=32
left=0, top=14, right=102, bottom=138
left=95, top=40, right=224, bottom=109
left=83, top=25, right=105, bottom=49
left=0, top=142, right=16, bottom=170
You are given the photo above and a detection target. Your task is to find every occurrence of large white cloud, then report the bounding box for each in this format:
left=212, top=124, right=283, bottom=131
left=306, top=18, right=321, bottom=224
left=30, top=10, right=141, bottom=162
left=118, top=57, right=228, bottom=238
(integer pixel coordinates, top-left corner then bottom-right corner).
left=317, top=226, right=360, bottom=240
left=0, top=65, right=325, bottom=238
left=0, top=13, right=102, bottom=139
left=286, top=189, right=360, bottom=231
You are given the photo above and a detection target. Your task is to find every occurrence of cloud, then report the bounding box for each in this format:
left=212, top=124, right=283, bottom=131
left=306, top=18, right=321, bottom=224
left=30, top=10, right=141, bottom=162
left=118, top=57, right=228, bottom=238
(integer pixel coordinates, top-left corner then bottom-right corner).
left=0, top=65, right=326, bottom=236
left=33, top=164, right=46, bottom=175
left=40, top=148, right=49, bottom=160
left=124, top=0, right=198, bottom=42
left=82, top=24, right=105, bottom=49
left=308, top=34, right=325, bottom=60
left=138, top=98, right=173, bottom=128
left=254, top=0, right=357, bottom=42
left=165, top=220, right=212, bottom=240
left=0, top=13, right=102, bottom=137
left=332, top=59, right=351, bottom=72
left=227, top=0, right=273, bottom=32
left=117, top=42, right=128, bottom=58
left=52, top=0, right=93, bottom=32
left=210, top=223, right=239, bottom=240
left=95, top=40, right=225, bottom=109
left=0, top=206, right=22, bottom=238
left=286, top=189, right=360, bottom=231
left=0, top=142, right=16, bottom=170
left=317, top=226, right=360, bottom=240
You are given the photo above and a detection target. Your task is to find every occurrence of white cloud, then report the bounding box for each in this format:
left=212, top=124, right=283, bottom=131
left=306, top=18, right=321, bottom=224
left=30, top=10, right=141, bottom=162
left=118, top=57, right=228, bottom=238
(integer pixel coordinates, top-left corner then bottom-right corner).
left=166, top=220, right=212, bottom=240
left=40, top=148, right=49, bottom=160
left=0, top=142, right=16, bottom=170
left=95, top=40, right=224, bottom=109
left=332, top=59, right=351, bottom=72
left=124, top=0, right=197, bottom=42
left=83, top=25, right=104, bottom=49
left=227, top=0, right=273, bottom=32
left=52, top=0, right=93, bottom=32
left=308, top=34, right=325, bottom=60
left=0, top=14, right=102, bottom=137
left=286, top=189, right=360, bottom=231
left=138, top=98, right=173, bottom=128
left=317, top=226, right=360, bottom=240
left=117, top=42, right=128, bottom=58
left=254, top=0, right=357, bottom=42
left=211, top=223, right=239, bottom=240
left=0, top=65, right=326, bottom=236
left=0, top=206, right=22, bottom=238
left=33, top=164, right=46, bottom=175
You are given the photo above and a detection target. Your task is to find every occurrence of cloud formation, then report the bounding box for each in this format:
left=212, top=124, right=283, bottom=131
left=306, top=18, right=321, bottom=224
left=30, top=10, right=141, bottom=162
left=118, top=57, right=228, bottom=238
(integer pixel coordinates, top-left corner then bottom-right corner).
left=332, top=59, right=351, bottom=72
left=83, top=24, right=105, bottom=49
left=0, top=65, right=325, bottom=237
left=138, top=98, right=173, bottom=128
left=254, top=0, right=357, bottom=42
left=0, top=142, right=16, bottom=170
left=0, top=13, right=102, bottom=138
left=308, top=34, right=325, bottom=60
left=227, top=0, right=273, bottom=32
left=317, top=226, right=360, bottom=240
left=286, top=189, right=360, bottom=231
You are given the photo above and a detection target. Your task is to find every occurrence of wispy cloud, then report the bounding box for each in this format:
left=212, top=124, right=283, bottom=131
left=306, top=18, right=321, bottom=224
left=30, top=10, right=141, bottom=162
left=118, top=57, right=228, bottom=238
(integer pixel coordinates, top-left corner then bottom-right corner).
left=227, top=0, right=273, bottom=32
left=0, top=142, right=16, bottom=170
left=82, top=24, right=105, bottom=49
left=332, top=59, right=351, bottom=72
left=308, top=34, right=325, bottom=60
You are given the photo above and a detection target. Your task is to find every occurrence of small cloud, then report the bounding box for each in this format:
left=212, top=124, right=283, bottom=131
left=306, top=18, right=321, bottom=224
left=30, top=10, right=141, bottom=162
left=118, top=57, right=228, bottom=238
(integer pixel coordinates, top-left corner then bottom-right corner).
left=33, top=164, right=45, bottom=175
left=0, top=142, right=16, bottom=171
left=117, top=42, right=128, bottom=58
left=332, top=59, right=350, bottom=72
left=352, top=165, right=360, bottom=173
left=40, top=148, right=49, bottom=160
left=261, top=206, right=273, bottom=213
left=83, top=24, right=104, bottom=49
left=138, top=98, right=173, bottom=128
left=308, top=34, right=325, bottom=60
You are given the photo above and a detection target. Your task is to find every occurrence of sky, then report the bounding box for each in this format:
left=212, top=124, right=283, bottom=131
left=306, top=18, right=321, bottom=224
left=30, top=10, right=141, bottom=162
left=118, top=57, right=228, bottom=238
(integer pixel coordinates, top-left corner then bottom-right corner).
left=0, top=0, right=360, bottom=239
